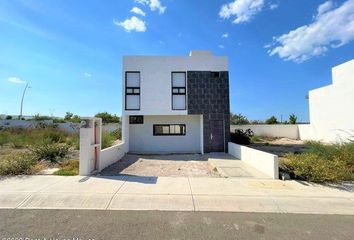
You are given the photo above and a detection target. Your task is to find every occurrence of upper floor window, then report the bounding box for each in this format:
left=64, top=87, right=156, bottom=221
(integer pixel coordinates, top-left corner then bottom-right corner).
left=172, top=72, right=186, bottom=110
left=129, top=115, right=144, bottom=124
left=125, top=72, right=140, bottom=110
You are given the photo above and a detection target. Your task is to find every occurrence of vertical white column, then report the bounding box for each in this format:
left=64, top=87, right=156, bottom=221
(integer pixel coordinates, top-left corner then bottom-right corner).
left=79, top=118, right=102, bottom=175
left=122, top=115, right=130, bottom=153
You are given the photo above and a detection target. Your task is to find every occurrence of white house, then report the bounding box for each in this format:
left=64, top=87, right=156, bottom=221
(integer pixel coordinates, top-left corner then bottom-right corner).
left=299, top=59, right=354, bottom=142
left=121, top=51, right=230, bottom=154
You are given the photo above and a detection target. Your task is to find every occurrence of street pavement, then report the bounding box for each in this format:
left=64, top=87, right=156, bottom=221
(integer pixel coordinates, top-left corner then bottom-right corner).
left=0, top=209, right=353, bottom=240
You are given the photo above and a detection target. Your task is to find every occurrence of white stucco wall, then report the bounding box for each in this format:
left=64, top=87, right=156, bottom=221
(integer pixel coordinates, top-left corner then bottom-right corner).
left=232, top=124, right=300, bottom=139
left=100, top=143, right=126, bottom=171
left=122, top=53, right=228, bottom=116
left=228, top=142, right=278, bottom=179
left=306, top=59, right=354, bottom=142
left=129, top=115, right=202, bottom=153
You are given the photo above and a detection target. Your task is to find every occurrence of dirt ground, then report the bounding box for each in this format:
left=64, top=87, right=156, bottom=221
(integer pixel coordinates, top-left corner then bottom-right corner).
left=249, top=137, right=308, bottom=157
left=100, top=154, right=221, bottom=177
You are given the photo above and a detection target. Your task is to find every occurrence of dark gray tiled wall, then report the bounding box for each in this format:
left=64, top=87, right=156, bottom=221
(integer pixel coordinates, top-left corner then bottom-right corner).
left=187, top=71, right=230, bottom=153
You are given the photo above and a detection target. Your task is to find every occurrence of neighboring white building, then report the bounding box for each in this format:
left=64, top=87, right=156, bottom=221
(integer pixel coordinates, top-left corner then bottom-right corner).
left=121, top=51, right=230, bottom=154
left=300, top=59, right=354, bottom=142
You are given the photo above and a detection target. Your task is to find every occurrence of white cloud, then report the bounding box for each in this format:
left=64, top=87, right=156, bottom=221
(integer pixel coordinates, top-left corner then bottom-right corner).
left=135, top=0, right=166, bottom=14
left=8, top=77, right=26, bottom=84
left=134, top=0, right=149, bottom=4
left=84, top=72, right=92, bottom=78
left=218, top=44, right=225, bottom=49
left=317, top=1, right=333, bottom=16
left=149, top=0, right=166, bottom=14
left=269, top=4, right=278, bottom=10
left=219, top=0, right=265, bottom=24
left=113, top=16, right=146, bottom=32
left=268, top=0, right=354, bottom=63
left=131, top=7, right=146, bottom=16
left=222, top=33, right=229, bottom=38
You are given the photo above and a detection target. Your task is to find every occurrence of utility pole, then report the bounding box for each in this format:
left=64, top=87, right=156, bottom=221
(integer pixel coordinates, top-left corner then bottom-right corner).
left=19, top=83, right=31, bottom=119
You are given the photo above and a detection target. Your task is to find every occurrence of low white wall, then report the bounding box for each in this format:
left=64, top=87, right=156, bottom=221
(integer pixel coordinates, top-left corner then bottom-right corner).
left=228, top=142, right=279, bottom=179
left=232, top=124, right=299, bottom=139
left=100, top=143, right=126, bottom=171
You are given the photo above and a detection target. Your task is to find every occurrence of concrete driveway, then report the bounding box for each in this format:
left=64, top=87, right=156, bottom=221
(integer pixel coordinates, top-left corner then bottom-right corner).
left=101, top=153, right=268, bottom=178
left=0, top=175, right=353, bottom=214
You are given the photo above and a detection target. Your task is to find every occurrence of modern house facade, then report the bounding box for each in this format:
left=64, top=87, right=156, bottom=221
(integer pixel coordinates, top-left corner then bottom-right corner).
left=121, top=51, right=230, bottom=154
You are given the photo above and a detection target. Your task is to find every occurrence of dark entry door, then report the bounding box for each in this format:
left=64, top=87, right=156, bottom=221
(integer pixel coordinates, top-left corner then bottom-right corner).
left=210, top=120, right=224, bottom=152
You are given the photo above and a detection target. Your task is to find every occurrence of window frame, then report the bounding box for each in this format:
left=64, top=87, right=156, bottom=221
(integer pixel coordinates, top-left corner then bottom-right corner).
left=153, top=124, right=186, bottom=136
left=129, top=115, right=144, bottom=124
left=171, top=72, right=187, bottom=110
left=125, top=71, right=141, bottom=111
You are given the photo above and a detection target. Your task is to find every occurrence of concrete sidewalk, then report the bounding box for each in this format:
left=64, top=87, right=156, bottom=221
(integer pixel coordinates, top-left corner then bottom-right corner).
left=0, top=175, right=353, bottom=214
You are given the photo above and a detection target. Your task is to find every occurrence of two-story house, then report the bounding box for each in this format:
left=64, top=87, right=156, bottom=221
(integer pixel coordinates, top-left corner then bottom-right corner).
left=121, top=50, right=230, bottom=154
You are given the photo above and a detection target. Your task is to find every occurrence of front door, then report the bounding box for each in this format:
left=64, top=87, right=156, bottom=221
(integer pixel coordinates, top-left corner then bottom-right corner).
left=210, top=120, right=224, bottom=152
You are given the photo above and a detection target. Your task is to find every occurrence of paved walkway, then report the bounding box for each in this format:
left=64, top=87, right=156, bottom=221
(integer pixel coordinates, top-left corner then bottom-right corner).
left=101, top=153, right=267, bottom=178
left=0, top=175, right=353, bottom=214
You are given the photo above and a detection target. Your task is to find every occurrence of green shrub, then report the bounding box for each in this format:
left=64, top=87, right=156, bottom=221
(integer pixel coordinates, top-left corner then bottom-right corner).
left=66, top=133, right=80, bottom=150
left=94, top=112, right=120, bottom=124
left=250, top=135, right=261, bottom=143
left=281, top=142, right=354, bottom=183
left=0, top=153, right=37, bottom=175
left=111, top=128, right=122, bottom=140
left=54, top=160, right=79, bottom=176
left=289, top=114, right=297, bottom=124
left=101, top=131, right=116, bottom=149
left=0, top=127, right=75, bottom=148
left=265, top=116, right=278, bottom=124
left=230, top=129, right=254, bottom=145
left=230, top=113, right=249, bottom=125
left=31, top=142, right=69, bottom=162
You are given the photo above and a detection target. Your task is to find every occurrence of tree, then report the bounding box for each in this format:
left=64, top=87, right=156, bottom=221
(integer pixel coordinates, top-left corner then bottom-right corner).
left=94, top=112, right=120, bottom=124
left=289, top=114, right=297, bottom=124
left=5, top=115, right=12, bottom=120
left=230, top=113, right=249, bottom=125
left=265, top=116, right=278, bottom=124
left=64, top=112, right=81, bottom=123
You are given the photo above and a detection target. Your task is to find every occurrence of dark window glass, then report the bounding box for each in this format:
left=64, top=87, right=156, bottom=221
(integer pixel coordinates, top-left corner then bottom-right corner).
left=129, top=115, right=144, bottom=124
left=125, top=72, right=140, bottom=110
left=211, top=72, right=220, bottom=78
left=153, top=124, right=186, bottom=136
left=172, top=72, right=186, bottom=110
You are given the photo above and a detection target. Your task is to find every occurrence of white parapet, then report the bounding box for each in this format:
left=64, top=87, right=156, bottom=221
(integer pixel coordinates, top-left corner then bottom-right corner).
left=228, top=142, right=279, bottom=179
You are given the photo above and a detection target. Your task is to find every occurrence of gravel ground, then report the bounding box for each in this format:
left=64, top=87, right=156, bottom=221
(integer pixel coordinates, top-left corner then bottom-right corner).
left=249, top=137, right=308, bottom=157
left=100, top=154, right=221, bottom=177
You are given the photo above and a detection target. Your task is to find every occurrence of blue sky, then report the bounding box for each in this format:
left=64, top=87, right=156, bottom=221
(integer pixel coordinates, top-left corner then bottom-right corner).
left=0, top=0, right=353, bottom=122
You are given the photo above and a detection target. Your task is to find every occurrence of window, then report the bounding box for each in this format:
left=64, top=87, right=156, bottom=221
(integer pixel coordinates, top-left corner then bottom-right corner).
left=153, top=124, right=186, bottom=136
left=211, top=71, right=220, bottom=78
left=125, top=72, right=140, bottom=110
left=129, top=115, right=144, bottom=124
left=171, top=72, right=186, bottom=110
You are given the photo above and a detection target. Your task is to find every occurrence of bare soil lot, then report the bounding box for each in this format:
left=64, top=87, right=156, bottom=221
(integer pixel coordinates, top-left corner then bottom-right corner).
left=100, top=154, right=221, bottom=177
left=249, top=137, right=308, bottom=157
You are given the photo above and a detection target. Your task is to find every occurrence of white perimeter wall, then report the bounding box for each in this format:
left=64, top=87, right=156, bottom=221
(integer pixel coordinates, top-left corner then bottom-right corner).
left=232, top=124, right=299, bottom=139
left=129, top=115, right=202, bottom=153
left=122, top=54, right=228, bottom=116
left=228, top=142, right=278, bottom=179
left=306, top=59, right=354, bottom=142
